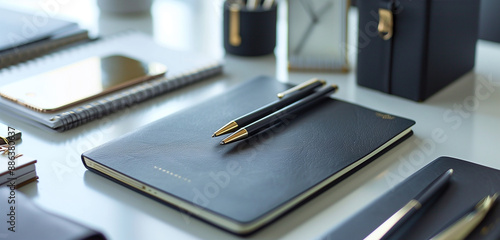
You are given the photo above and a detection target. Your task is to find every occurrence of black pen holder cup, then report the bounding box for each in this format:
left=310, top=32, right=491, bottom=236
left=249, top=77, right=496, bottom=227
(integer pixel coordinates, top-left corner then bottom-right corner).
left=223, top=1, right=277, bottom=56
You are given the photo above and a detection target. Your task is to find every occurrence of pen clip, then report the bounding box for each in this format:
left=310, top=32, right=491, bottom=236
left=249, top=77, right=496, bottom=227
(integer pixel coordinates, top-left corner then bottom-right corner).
left=277, top=78, right=326, bottom=98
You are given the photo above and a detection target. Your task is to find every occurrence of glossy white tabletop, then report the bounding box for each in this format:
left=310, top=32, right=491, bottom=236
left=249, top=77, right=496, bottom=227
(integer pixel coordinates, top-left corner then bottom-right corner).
left=0, top=1, right=499, bottom=239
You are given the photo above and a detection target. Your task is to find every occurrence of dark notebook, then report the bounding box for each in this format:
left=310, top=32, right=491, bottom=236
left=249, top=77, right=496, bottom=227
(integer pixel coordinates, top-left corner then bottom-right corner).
left=0, top=7, right=75, bottom=51
left=0, top=188, right=106, bottom=240
left=322, top=156, right=500, bottom=240
left=0, top=7, right=89, bottom=68
left=81, top=76, right=415, bottom=234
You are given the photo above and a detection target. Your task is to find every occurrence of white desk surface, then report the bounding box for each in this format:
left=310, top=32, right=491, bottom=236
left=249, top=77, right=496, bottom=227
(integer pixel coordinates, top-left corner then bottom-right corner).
left=1, top=1, right=499, bottom=239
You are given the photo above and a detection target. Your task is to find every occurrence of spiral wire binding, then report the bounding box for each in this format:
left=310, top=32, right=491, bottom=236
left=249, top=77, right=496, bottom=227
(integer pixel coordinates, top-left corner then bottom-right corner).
left=54, top=62, right=223, bottom=132
left=0, top=30, right=223, bottom=132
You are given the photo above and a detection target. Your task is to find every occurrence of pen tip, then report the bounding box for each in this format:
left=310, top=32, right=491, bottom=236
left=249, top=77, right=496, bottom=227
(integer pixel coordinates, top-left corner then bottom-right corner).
left=220, top=141, right=226, bottom=145
left=447, top=169, right=454, bottom=175
left=213, top=121, right=239, bottom=138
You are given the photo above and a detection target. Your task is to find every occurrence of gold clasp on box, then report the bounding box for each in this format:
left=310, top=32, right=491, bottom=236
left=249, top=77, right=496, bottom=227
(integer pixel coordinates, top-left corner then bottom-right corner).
left=378, top=8, right=393, bottom=40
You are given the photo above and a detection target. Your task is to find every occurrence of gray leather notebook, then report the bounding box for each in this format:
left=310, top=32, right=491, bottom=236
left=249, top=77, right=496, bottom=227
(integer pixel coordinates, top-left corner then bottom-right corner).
left=82, top=76, right=415, bottom=235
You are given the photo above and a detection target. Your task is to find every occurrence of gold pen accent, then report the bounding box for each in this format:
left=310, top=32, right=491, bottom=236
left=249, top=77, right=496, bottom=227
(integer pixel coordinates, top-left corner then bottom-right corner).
left=220, top=129, right=248, bottom=145
left=212, top=121, right=239, bottom=137
left=277, top=78, right=326, bottom=98
left=431, top=193, right=498, bottom=240
left=0, top=136, right=8, bottom=145
left=365, top=200, right=422, bottom=240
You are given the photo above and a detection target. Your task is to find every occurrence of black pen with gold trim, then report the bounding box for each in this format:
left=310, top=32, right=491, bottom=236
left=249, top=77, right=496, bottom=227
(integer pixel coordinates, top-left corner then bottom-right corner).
left=364, top=169, right=454, bottom=240
left=220, top=84, right=338, bottom=145
left=212, top=78, right=326, bottom=137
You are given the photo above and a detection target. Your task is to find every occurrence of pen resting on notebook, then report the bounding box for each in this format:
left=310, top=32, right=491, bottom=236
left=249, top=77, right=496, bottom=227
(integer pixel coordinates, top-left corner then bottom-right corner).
left=220, top=84, right=338, bottom=145
left=212, top=78, right=325, bottom=137
left=364, top=169, right=454, bottom=240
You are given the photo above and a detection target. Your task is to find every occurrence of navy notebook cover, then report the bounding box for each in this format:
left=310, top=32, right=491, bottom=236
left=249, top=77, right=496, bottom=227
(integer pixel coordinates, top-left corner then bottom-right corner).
left=0, top=188, right=106, bottom=240
left=81, top=76, right=415, bottom=234
left=322, top=156, right=500, bottom=240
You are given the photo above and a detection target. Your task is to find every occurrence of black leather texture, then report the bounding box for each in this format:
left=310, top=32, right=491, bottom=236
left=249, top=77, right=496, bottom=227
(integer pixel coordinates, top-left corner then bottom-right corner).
left=82, top=76, right=415, bottom=233
left=357, top=0, right=480, bottom=101
left=321, top=157, right=500, bottom=240
left=0, top=188, right=106, bottom=240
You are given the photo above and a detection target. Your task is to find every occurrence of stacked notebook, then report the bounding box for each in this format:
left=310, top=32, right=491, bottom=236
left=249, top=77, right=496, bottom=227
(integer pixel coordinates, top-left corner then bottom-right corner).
left=0, top=31, right=222, bottom=132
left=82, top=76, right=415, bottom=234
left=0, top=155, right=37, bottom=188
left=0, top=7, right=90, bottom=69
left=322, top=157, right=500, bottom=239
left=0, top=123, right=37, bottom=188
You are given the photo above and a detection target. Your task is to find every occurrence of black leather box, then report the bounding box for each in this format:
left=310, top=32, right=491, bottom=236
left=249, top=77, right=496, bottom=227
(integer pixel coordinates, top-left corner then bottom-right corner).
left=356, top=0, right=480, bottom=101
left=479, top=0, right=500, bottom=43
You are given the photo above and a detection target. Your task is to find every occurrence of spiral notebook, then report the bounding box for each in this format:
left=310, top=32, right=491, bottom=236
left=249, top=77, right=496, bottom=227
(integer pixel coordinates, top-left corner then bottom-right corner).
left=0, top=31, right=223, bottom=132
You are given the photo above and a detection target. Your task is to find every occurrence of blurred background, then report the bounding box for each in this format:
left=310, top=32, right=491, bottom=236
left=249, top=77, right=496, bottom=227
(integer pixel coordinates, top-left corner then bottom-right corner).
left=0, top=0, right=227, bottom=57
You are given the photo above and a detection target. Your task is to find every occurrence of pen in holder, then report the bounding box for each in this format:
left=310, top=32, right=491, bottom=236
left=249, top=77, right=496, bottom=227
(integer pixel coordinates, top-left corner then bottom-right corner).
left=223, top=0, right=277, bottom=56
